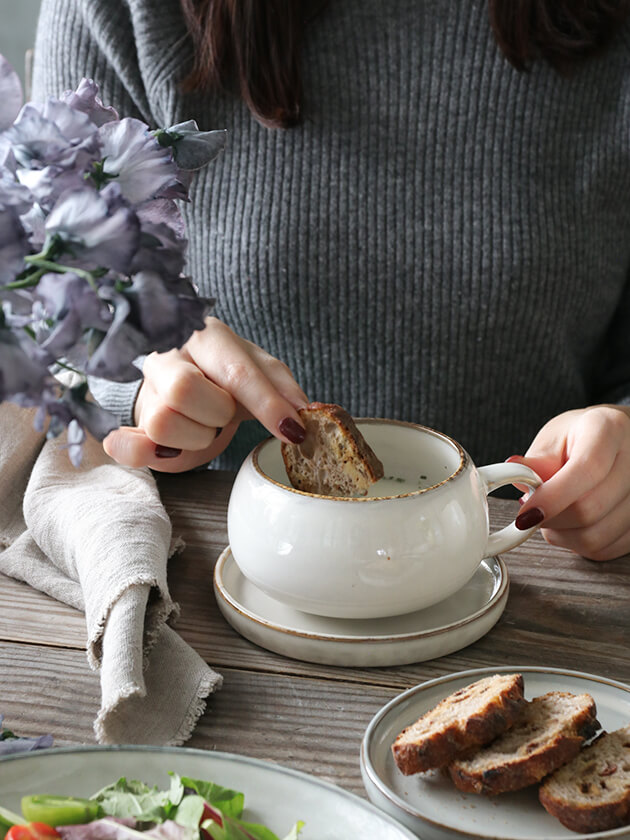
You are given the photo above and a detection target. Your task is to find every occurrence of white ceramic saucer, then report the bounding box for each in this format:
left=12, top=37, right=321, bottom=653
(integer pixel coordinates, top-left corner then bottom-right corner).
left=213, top=547, right=509, bottom=667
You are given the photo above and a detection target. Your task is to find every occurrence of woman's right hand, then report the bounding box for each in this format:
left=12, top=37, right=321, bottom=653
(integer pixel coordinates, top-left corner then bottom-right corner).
left=102, top=317, right=309, bottom=472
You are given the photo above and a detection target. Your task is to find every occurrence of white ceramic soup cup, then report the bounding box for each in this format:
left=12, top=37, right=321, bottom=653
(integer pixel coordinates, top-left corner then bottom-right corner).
left=227, top=419, right=541, bottom=619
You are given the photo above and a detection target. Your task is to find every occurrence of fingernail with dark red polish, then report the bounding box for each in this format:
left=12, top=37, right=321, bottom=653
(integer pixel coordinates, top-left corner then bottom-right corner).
left=155, top=445, right=182, bottom=458
left=515, top=506, right=545, bottom=530
left=279, top=417, right=306, bottom=444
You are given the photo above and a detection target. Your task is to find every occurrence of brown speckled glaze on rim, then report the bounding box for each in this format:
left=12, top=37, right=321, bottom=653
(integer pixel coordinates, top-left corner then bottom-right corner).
left=252, top=418, right=469, bottom=501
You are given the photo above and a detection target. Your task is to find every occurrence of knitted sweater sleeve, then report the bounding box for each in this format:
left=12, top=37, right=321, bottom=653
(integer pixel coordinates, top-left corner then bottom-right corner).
left=31, top=0, right=157, bottom=427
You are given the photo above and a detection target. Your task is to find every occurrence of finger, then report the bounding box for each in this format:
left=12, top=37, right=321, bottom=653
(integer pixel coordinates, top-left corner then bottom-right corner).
left=104, top=427, right=170, bottom=468
left=141, top=404, right=219, bottom=451
left=143, top=351, right=236, bottom=428
left=188, top=323, right=307, bottom=444
left=515, top=432, right=618, bottom=530
left=103, top=421, right=240, bottom=473
left=245, top=341, right=310, bottom=408
left=540, top=449, right=630, bottom=531
left=540, top=487, right=630, bottom=561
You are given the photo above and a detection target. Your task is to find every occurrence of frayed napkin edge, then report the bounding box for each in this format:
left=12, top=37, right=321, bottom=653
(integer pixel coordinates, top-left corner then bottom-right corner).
left=93, top=667, right=223, bottom=746
left=87, top=576, right=179, bottom=671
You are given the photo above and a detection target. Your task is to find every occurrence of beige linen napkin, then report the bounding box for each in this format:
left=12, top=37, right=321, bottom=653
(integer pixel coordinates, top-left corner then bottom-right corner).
left=0, top=402, right=222, bottom=745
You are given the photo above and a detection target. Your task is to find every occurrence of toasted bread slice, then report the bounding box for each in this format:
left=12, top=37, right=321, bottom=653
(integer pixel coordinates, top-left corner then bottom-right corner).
left=392, top=673, right=525, bottom=775
left=448, top=691, right=600, bottom=795
left=280, top=402, right=384, bottom=496
left=539, top=725, right=630, bottom=833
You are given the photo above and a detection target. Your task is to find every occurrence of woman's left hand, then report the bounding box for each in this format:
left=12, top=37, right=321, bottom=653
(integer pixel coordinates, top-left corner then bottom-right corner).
left=509, top=404, right=630, bottom=561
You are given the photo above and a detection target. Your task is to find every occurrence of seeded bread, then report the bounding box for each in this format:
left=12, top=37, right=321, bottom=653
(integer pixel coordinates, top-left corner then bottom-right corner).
left=538, top=725, right=630, bottom=833
left=448, top=691, right=600, bottom=795
left=392, top=673, right=526, bottom=775
left=280, top=402, right=384, bottom=496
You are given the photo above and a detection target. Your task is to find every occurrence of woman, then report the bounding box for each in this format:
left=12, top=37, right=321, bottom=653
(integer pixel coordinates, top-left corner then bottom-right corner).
left=32, top=0, right=630, bottom=560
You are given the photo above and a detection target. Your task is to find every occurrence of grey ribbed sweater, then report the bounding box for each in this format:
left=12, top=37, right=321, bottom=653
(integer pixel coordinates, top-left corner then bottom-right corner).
left=32, top=0, right=630, bottom=471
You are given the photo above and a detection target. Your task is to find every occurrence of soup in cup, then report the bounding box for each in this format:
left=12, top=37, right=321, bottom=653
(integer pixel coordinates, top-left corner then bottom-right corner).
left=227, top=419, right=541, bottom=619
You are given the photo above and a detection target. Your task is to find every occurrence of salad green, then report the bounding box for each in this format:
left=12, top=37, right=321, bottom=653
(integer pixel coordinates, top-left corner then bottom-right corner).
left=3, top=775, right=303, bottom=840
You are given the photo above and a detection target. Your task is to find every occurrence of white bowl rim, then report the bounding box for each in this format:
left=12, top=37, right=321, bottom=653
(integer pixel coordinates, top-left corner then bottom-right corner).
left=0, top=744, right=419, bottom=838
left=251, top=417, right=470, bottom=501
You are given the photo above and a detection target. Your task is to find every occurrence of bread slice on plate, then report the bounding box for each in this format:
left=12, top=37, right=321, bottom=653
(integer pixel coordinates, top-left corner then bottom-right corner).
left=539, top=724, right=630, bottom=833
left=280, top=402, right=384, bottom=496
left=448, top=691, right=600, bottom=795
left=392, top=673, right=526, bottom=775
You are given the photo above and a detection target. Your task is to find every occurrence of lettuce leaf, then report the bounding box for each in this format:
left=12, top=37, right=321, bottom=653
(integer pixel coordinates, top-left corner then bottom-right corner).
left=91, top=779, right=174, bottom=822
left=168, top=776, right=302, bottom=840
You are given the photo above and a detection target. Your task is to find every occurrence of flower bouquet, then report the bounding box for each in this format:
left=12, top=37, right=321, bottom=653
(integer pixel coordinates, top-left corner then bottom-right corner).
left=0, top=55, right=225, bottom=463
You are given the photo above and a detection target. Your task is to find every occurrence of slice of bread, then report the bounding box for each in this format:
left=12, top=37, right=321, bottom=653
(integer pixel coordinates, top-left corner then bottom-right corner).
left=392, top=673, right=526, bottom=775
left=539, top=725, right=630, bottom=833
left=448, top=691, right=600, bottom=795
left=280, top=402, right=384, bottom=496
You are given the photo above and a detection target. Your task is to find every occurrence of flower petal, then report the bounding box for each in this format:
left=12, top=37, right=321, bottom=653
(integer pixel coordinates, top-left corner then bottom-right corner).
left=99, top=118, right=187, bottom=203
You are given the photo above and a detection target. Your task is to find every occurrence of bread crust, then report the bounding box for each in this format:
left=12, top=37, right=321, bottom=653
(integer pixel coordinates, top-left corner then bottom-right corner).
left=448, top=692, right=599, bottom=795
left=280, top=402, right=384, bottom=496
left=539, top=725, right=630, bottom=832
left=392, top=674, right=525, bottom=775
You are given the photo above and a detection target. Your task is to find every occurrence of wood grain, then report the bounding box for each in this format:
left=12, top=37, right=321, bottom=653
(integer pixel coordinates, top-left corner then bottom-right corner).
left=1, top=465, right=628, bottom=797
left=0, top=640, right=392, bottom=796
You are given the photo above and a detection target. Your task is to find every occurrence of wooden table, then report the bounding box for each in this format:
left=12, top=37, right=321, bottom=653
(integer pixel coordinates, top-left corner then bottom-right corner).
left=1, top=470, right=629, bottom=798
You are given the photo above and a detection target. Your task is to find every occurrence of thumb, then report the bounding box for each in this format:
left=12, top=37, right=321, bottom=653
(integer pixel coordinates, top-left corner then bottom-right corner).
left=103, top=426, right=160, bottom=468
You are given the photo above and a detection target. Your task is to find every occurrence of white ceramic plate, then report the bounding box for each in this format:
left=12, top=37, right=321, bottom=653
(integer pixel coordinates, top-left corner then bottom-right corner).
left=0, top=745, right=417, bottom=839
left=213, top=547, right=509, bottom=667
left=360, top=666, right=630, bottom=840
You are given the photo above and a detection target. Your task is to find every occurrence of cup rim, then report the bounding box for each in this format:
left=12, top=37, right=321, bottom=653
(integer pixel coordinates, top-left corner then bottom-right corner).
left=251, top=418, right=469, bottom=501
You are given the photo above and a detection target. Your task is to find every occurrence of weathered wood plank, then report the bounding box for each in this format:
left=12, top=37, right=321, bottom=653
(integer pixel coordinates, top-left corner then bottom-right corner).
left=0, top=641, right=393, bottom=797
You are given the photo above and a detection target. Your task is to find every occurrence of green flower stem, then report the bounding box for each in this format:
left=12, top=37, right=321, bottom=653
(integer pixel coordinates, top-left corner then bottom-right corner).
left=21, top=257, right=99, bottom=290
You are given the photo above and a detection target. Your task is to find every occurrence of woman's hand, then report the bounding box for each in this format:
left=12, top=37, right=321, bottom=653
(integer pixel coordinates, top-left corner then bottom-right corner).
left=510, top=405, right=630, bottom=561
left=103, top=317, right=309, bottom=472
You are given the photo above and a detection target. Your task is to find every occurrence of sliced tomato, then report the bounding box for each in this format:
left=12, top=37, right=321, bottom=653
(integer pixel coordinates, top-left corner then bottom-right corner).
left=6, top=823, right=61, bottom=840
left=21, top=796, right=102, bottom=828
left=0, top=806, right=24, bottom=840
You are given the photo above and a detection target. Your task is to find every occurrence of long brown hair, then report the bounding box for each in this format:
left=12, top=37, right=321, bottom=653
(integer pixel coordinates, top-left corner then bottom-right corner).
left=180, top=0, right=630, bottom=128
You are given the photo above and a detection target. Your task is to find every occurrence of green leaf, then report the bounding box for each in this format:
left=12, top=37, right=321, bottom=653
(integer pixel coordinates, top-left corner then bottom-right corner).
left=91, top=778, right=171, bottom=821
left=176, top=777, right=244, bottom=819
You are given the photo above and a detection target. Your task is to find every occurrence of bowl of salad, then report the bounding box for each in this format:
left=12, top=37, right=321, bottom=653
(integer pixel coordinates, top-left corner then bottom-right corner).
left=0, top=746, right=417, bottom=840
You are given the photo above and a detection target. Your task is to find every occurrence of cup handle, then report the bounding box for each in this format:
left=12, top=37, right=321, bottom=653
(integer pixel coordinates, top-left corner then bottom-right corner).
left=477, top=463, right=543, bottom=557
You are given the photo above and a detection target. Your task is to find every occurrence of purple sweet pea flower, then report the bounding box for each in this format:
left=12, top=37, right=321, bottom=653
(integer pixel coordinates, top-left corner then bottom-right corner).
left=0, top=324, right=51, bottom=400
left=5, top=101, right=100, bottom=171
left=0, top=169, right=33, bottom=213
left=0, top=55, right=23, bottom=131
left=19, top=202, right=46, bottom=249
left=0, top=134, right=16, bottom=173
left=124, top=270, right=211, bottom=351
left=85, top=290, right=147, bottom=381
left=0, top=50, right=224, bottom=465
left=61, top=78, right=119, bottom=127
left=45, top=183, right=140, bottom=274
left=0, top=713, right=53, bottom=754
left=0, top=204, right=29, bottom=284
left=131, top=207, right=188, bottom=277
left=18, top=161, right=89, bottom=211
left=33, top=271, right=113, bottom=357
left=156, top=120, right=227, bottom=170
left=42, top=385, right=119, bottom=464
left=98, top=117, right=188, bottom=203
